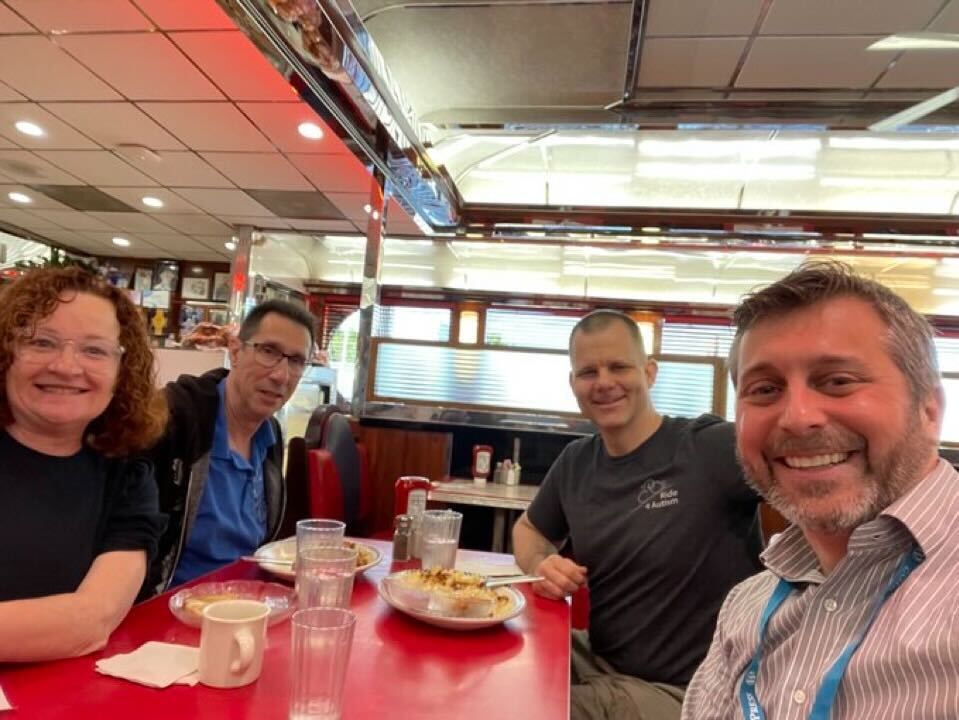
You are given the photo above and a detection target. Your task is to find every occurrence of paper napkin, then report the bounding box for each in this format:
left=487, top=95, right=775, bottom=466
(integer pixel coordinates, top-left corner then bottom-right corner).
left=95, top=641, right=199, bottom=689
left=456, top=559, right=524, bottom=577
left=0, top=683, right=12, bottom=711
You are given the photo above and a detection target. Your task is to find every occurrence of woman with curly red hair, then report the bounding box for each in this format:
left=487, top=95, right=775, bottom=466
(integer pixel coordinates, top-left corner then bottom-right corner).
left=0, top=267, right=168, bottom=662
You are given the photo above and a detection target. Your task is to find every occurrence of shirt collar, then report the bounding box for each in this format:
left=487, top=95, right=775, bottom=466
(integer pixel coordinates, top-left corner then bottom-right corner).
left=213, top=378, right=277, bottom=463
left=761, top=457, right=958, bottom=582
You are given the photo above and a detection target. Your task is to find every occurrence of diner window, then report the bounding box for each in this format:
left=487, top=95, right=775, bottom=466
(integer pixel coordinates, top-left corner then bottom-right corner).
left=373, top=305, right=451, bottom=341
left=328, top=310, right=360, bottom=403
left=485, top=309, right=579, bottom=350
left=935, top=336, right=959, bottom=444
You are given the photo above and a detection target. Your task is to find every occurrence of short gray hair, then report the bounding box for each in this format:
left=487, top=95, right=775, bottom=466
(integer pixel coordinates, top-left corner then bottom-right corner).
left=729, top=260, right=939, bottom=402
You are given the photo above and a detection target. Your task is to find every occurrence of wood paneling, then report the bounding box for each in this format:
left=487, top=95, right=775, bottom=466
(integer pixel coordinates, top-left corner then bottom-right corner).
left=351, top=422, right=452, bottom=534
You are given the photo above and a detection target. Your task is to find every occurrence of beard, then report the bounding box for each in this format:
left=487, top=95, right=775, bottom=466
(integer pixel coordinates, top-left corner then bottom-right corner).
left=738, top=405, right=936, bottom=535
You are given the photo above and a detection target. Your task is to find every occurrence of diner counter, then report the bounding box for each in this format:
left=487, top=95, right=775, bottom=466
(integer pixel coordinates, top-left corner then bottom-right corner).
left=1, top=539, right=570, bottom=719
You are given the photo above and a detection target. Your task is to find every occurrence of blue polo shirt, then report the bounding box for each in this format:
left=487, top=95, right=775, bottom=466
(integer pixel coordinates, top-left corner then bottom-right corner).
left=171, top=379, right=276, bottom=585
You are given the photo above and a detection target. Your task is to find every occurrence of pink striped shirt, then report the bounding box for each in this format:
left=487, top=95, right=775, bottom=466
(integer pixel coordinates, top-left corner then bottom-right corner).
left=682, top=458, right=959, bottom=720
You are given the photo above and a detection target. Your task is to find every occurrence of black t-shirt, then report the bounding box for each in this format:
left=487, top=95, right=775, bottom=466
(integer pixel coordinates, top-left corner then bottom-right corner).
left=0, top=430, right=165, bottom=601
left=527, top=415, right=762, bottom=685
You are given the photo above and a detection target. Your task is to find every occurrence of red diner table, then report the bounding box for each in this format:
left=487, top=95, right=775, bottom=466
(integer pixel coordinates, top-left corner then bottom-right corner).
left=1, top=539, right=570, bottom=719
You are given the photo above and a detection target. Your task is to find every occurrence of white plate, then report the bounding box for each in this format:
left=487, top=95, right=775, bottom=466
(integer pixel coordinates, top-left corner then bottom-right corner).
left=254, top=537, right=381, bottom=580
left=377, top=571, right=526, bottom=630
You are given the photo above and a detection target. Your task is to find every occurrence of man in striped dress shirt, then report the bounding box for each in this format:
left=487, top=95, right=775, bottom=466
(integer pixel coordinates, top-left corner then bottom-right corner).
left=683, top=260, right=959, bottom=720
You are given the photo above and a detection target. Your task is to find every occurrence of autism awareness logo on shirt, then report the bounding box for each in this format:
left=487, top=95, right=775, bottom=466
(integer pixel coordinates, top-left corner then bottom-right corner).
left=636, top=478, right=680, bottom=510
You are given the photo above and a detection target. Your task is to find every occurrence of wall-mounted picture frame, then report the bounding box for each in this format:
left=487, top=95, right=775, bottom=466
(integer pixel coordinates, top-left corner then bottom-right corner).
left=147, top=308, right=168, bottom=336
left=141, top=289, right=170, bottom=310
left=179, top=304, right=203, bottom=335
left=181, top=276, right=210, bottom=300
left=152, top=260, right=179, bottom=292
left=208, top=308, right=230, bottom=327
left=212, top=272, right=230, bottom=302
left=133, top=267, right=153, bottom=293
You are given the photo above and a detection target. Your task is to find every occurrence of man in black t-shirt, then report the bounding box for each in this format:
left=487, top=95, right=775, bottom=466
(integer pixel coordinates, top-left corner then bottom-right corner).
left=513, top=310, right=762, bottom=720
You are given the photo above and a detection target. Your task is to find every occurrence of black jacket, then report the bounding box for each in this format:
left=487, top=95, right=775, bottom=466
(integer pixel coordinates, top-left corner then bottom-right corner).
left=144, top=367, right=286, bottom=595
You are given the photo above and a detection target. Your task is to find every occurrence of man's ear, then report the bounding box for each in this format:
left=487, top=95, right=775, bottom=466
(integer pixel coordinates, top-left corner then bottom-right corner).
left=644, top=357, right=658, bottom=388
left=227, top=335, right=242, bottom=367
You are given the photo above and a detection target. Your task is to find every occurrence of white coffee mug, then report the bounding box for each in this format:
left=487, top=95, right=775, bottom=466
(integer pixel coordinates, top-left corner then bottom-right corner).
left=198, top=599, right=270, bottom=688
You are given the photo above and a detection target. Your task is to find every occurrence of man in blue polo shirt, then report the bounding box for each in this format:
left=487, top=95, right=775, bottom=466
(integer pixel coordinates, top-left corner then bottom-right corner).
left=144, top=299, right=315, bottom=594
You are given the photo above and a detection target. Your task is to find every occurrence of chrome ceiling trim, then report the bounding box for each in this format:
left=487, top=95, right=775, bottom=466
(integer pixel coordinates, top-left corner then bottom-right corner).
left=223, top=0, right=460, bottom=229
left=363, top=400, right=594, bottom=435
left=619, top=0, right=649, bottom=106
left=361, top=0, right=627, bottom=23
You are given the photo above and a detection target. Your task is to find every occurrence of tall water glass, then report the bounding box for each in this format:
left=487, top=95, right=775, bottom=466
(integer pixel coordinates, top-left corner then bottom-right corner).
left=296, top=546, right=357, bottom=610
left=296, top=519, right=346, bottom=553
left=289, top=607, right=356, bottom=720
left=420, top=509, right=463, bottom=569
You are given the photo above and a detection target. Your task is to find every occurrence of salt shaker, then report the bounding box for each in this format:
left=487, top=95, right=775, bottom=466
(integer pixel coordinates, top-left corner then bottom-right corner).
left=392, top=514, right=414, bottom=562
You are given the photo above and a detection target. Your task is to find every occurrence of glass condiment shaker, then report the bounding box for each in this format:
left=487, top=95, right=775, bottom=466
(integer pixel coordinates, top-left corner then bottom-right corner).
left=392, top=514, right=414, bottom=562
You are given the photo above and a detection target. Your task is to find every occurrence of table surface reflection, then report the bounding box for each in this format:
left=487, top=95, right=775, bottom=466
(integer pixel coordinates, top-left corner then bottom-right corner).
left=1, top=539, right=570, bottom=719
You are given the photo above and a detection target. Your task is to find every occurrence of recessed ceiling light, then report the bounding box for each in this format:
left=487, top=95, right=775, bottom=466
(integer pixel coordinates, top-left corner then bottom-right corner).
left=224, top=241, right=236, bottom=251
left=297, top=122, right=324, bottom=140
left=363, top=203, right=372, bottom=214
left=111, top=237, right=131, bottom=247
left=7, top=191, right=31, bottom=204
left=192, top=266, right=204, bottom=273
left=141, top=196, right=164, bottom=208
left=15, top=120, right=45, bottom=137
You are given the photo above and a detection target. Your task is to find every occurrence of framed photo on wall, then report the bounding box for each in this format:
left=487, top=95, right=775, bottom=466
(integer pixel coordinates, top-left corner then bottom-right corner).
left=141, top=289, right=170, bottom=309
left=212, top=272, right=230, bottom=302
left=208, top=308, right=230, bottom=327
left=152, top=260, right=179, bottom=292
left=181, top=276, right=210, bottom=300
left=134, top=267, right=153, bottom=293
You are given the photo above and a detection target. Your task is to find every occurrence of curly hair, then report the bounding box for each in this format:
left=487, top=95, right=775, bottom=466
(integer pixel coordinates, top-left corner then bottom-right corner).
left=0, top=267, right=168, bottom=456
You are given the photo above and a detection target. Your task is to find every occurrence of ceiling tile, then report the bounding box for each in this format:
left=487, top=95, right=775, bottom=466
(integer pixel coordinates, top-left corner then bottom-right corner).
left=138, top=102, right=273, bottom=152
left=237, top=103, right=346, bottom=154
left=171, top=31, right=297, bottom=102
left=56, top=33, right=224, bottom=101
left=244, top=189, right=344, bottom=219
left=7, top=0, right=153, bottom=32
left=29, top=184, right=138, bottom=211
left=86, top=211, right=171, bottom=233
left=647, top=0, right=763, bottom=36
left=0, top=134, right=15, bottom=149
left=98, top=186, right=201, bottom=214
left=133, top=0, right=235, bottom=30
left=0, top=183, right=77, bottom=210
left=386, top=199, right=426, bottom=236
left=0, top=102, right=99, bottom=149
left=38, top=227, right=98, bottom=249
left=0, top=36, right=121, bottom=101
left=119, top=150, right=233, bottom=188
left=80, top=230, right=163, bottom=254
left=930, top=1, right=959, bottom=31
left=287, top=153, right=373, bottom=193
left=195, top=235, right=236, bottom=252
left=638, top=38, right=747, bottom=87
left=737, top=37, right=890, bottom=88
left=0, top=81, right=24, bottom=101
left=154, top=212, right=232, bottom=235
left=201, top=152, right=312, bottom=190
left=0, top=150, right=83, bottom=183
left=0, top=207, right=61, bottom=230
left=0, top=3, right=33, bottom=33
left=134, top=233, right=201, bottom=253
left=34, top=150, right=157, bottom=186
left=287, top=218, right=359, bottom=233
left=761, top=0, right=944, bottom=35
left=172, top=187, right=274, bottom=216
left=37, top=209, right=119, bottom=231
left=42, top=102, right=186, bottom=151
left=219, top=214, right=291, bottom=229
left=176, top=248, right=230, bottom=261
left=875, top=51, right=959, bottom=88
left=324, top=192, right=370, bottom=222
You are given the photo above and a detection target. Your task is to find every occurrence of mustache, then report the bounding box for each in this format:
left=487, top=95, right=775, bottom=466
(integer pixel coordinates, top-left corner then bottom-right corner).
left=765, top=428, right=865, bottom=457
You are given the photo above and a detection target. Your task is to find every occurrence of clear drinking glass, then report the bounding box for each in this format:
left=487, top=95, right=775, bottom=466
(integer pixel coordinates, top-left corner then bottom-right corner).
left=296, top=519, right=346, bottom=552
left=296, top=546, right=358, bottom=610
left=419, top=509, right=463, bottom=569
left=289, top=607, right=356, bottom=720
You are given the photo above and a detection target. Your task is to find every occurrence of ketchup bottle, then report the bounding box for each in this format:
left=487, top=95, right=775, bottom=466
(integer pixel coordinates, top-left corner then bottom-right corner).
left=394, top=475, right=431, bottom=519
left=472, top=445, right=493, bottom=485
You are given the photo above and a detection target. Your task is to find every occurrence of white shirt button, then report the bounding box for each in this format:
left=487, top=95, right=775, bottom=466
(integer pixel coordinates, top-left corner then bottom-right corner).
left=793, top=690, right=807, bottom=705
left=824, top=598, right=839, bottom=612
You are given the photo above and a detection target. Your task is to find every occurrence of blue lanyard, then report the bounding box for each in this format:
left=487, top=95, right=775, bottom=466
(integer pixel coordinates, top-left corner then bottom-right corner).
left=739, top=544, right=924, bottom=720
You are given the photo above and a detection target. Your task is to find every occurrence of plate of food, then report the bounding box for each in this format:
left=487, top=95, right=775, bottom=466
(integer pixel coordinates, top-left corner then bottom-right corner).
left=168, top=580, right=296, bottom=628
left=378, top=568, right=526, bottom=630
left=253, top=538, right=381, bottom=581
